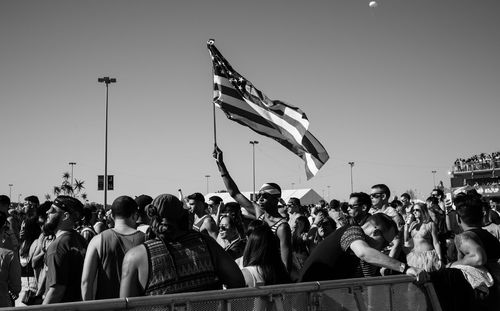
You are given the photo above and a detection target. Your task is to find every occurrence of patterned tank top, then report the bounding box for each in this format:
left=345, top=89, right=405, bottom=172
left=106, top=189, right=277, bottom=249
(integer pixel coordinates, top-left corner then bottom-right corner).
left=143, top=232, right=221, bottom=295
left=258, top=215, right=287, bottom=235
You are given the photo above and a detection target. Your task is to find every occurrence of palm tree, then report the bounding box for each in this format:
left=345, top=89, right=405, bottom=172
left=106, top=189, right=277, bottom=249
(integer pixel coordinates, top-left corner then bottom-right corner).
left=44, top=194, right=51, bottom=201
left=74, top=179, right=85, bottom=194
left=53, top=186, right=61, bottom=197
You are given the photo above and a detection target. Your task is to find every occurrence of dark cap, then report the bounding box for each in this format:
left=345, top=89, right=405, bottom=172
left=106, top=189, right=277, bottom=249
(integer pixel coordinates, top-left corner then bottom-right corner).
left=135, top=194, right=153, bottom=210
left=148, top=194, right=187, bottom=222
left=53, top=196, right=84, bottom=218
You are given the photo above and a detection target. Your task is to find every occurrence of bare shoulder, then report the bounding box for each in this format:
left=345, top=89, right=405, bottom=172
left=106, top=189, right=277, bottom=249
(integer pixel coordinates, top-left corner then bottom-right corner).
left=124, top=244, right=147, bottom=265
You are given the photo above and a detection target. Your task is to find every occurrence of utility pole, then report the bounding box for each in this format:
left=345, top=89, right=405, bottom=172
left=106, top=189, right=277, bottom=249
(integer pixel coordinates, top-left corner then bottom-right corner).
left=348, top=162, right=355, bottom=193
left=98, top=76, right=117, bottom=209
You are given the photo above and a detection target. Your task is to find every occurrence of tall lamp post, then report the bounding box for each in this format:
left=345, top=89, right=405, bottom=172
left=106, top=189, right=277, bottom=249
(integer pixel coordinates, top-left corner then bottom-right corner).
left=348, top=162, right=355, bottom=193
left=98, top=76, right=117, bottom=209
left=8, top=184, right=13, bottom=200
left=249, top=141, right=259, bottom=201
left=205, top=175, right=210, bottom=194
left=432, top=170, right=437, bottom=189
left=69, top=162, right=76, bottom=188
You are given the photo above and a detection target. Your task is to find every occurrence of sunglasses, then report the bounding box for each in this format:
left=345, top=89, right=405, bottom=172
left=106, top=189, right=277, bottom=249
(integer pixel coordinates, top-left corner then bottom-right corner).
left=257, top=192, right=273, bottom=200
left=347, top=204, right=361, bottom=209
left=370, top=193, right=384, bottom=199
left=413, top=209, right=421, bottom=212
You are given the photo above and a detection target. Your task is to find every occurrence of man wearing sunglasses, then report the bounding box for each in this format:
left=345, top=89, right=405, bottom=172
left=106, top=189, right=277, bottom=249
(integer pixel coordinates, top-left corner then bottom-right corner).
left=43, top=196, right=87, bottom=304
left=370, top=184, right=405, bottom=275
left=299, top=213, right=418, bottom=282
left=213, top=146, right=292, bottom=271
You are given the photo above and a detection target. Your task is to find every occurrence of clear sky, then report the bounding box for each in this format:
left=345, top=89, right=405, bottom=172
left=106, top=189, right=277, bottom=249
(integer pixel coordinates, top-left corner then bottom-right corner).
left=1, top=0, right=499, bottom=205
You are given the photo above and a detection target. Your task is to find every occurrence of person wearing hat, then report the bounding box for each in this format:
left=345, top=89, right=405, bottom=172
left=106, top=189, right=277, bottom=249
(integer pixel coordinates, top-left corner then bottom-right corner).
left=81, top=196, right=145, bottom=300
left=134, top=194, right=153, bottom=234
left=213, top=146, right=292, bottom=272
left=120, top=194, right=244, bottom=297
left=43, top=196, right=87, bottom=304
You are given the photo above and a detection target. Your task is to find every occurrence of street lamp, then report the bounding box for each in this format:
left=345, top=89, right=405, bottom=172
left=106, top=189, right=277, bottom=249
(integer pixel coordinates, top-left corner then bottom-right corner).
left=205, top=175, right=210, bottom=194
left=8, top=184, right=13, bottom=200
left=432, top=170, right=437, bottom=188
left=249, top=141, right=259, bottom=201
left=98, top=76, right=117, bottom=209
left=69, top=162, right=76, bottom=188
left=348, top=162, right=355, bottom=193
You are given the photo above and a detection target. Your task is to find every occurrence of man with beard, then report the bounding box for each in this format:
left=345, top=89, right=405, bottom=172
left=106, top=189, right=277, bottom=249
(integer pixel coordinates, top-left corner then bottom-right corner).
left=213, top=146, right=292, bottom=271
left=43, top=196, right=87, bottom=304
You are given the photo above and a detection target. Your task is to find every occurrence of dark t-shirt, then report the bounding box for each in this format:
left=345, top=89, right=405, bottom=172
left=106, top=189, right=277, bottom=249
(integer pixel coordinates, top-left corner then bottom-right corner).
left=299, top=226, right=366, bottom=282
left=45, top=230, right=87, bottom=303
left=468, top=228, right=500, bottom=262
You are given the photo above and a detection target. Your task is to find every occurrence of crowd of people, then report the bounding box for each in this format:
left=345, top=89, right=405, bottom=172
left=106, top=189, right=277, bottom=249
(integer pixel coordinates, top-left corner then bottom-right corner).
left=1, top=147, right=500, bottom=311
left=454, top=152, right=500, bottom=172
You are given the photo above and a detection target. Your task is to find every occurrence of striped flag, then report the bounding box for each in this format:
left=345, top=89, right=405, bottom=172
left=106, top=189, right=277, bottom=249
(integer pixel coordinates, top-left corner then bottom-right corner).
left=207, top=41, right=329, bottom=179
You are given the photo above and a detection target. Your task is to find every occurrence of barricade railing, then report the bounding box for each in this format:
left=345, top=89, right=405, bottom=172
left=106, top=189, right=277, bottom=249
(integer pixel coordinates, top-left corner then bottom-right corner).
left=3, top=275, right=441, bottom=311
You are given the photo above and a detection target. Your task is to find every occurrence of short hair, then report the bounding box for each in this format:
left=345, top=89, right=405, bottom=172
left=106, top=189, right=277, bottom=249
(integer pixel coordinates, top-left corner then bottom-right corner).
left=187, top=192, right=205, bottom=202
left=135, top=195, right=153, bottom=211
left=431, top=188, right=444, bottom=197
left=367, top=213, right=398, bottom=235
left=454, top=193, right=483, bottom=226
left=0, top=195, right=10, bottom=206
left=208, top=196, right=223, bottom=205
left=289, top=197, right=301, bottom=206
left=426, top=196, right=439, bottom=206
left=111, top=196, right=138, bottom=218
left=371, top=184, right=391, bottom=199
left=24, top=195, right=40, bottom=206
left=349, top=192, right=371, bottom=208
left=400, top=193, right=411, bottom=201
left=390, top=199, right=403, bottom=209
left=329, top=199, right=340, bottom=210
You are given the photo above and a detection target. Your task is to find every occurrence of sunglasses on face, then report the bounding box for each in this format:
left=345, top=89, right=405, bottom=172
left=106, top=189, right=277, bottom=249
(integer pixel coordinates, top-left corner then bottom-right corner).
left=257, top=193, right=273, bottom=200
left=370, top=193, right=384, bottom=199
left=347, top=204, right=361, bottom=209
left=413, top=209, right=421, bottom=213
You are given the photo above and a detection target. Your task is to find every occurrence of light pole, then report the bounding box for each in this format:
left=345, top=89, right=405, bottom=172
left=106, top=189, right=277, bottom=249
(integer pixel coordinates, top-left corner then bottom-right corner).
left=432, top=170, right=437, bottom=188
left=205, top=175, right=210, bottom=194
left=348, top=162, right=355, bottom=193
left=98, top=76, right=117, bottom=209
left=249, top=140, right=259, bottom=201
left=69, top=162, right=76, bottom=188
left=8, top=184, right=13, bottom=200
left=291, top=182, right=295, bottom=190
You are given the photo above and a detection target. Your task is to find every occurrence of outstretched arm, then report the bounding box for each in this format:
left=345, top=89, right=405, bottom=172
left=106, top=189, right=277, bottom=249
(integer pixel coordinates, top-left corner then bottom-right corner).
left=213, top=146, right=260, bottom=217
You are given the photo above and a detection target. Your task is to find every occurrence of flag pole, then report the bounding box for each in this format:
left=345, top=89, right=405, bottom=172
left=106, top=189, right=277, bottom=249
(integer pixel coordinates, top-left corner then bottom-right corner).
left=208, top=38, right=217, bottom=147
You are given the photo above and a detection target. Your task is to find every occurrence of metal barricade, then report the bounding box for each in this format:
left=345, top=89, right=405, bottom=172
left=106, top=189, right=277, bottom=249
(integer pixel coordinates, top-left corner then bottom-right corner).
left=3, top=275, right=441, bottom=311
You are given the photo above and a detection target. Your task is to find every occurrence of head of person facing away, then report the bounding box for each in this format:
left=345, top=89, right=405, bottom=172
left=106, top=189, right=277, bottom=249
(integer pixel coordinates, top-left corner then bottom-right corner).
left=146, top=194, right=190, bottom=241
left=111, top=196, right=139, bottom=225
left=453, top=191, right=484, bottom=228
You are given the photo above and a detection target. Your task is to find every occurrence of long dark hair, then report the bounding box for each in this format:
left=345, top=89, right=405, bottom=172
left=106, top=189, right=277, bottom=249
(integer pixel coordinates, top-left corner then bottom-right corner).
left=242, top=225, right=290, bottom=285
left=292, top=215, right=310, bottom=254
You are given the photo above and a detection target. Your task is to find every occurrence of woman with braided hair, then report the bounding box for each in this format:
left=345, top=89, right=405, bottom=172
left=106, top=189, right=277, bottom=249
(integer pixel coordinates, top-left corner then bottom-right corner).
left=120, top=194, right=244, bottom=297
